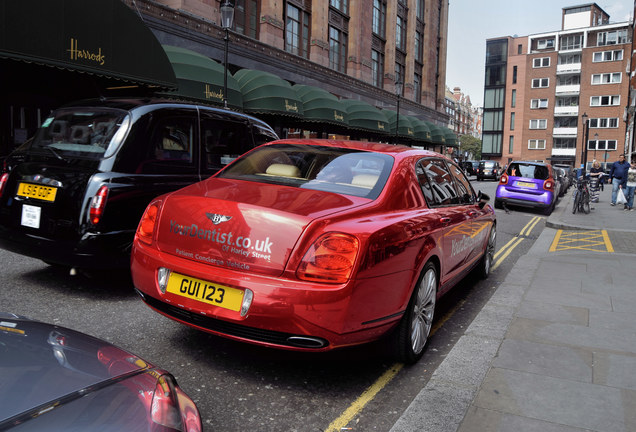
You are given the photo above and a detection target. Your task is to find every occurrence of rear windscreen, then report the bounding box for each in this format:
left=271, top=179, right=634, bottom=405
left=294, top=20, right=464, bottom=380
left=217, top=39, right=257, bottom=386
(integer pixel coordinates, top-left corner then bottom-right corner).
left=507, top=163, right=549, bottom=180
left=30, top=108, right=129, bottom=160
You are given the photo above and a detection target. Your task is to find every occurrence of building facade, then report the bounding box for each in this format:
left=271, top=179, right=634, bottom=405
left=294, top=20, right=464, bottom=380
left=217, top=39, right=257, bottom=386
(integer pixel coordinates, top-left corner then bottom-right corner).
left=1, top=0, right=453, bottom=157
left=482, top=3, right=632, bottom=170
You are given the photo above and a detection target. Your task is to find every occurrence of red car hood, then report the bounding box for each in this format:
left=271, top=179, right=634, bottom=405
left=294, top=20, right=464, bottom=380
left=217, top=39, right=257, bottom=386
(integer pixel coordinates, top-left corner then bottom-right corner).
left=155, top=178, right=369, bottom=276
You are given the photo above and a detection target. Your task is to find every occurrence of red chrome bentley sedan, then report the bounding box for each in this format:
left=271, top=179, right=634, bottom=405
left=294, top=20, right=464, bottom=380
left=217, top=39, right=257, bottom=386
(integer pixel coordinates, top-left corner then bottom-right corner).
left=131, top=139, right=496, bottom=363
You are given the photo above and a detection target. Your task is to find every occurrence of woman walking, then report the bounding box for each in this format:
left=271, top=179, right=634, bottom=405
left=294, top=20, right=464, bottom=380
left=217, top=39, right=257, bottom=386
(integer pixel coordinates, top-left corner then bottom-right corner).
left=624, top=158, right=636, bottom=211
left=589, top=161, right=603, bottom=203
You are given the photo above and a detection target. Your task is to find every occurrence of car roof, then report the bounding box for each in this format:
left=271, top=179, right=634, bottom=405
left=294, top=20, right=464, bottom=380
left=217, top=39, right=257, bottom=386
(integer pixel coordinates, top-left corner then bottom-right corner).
left=510, top=160, right=552, bottom=167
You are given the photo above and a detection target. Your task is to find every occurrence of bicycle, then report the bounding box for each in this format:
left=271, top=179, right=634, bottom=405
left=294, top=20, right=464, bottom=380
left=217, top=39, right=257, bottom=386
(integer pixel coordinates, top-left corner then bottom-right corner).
left=572, top=175, right=591, bottom=214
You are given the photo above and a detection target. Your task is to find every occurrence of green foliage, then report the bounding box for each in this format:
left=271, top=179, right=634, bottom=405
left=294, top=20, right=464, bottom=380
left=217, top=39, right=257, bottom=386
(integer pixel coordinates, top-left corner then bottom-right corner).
left=459, top=135, right=482, bottom=160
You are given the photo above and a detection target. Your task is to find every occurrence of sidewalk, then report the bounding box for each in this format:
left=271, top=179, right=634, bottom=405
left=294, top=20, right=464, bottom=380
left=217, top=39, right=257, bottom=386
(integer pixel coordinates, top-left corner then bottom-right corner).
left=391, top=186, right=636, bottom=432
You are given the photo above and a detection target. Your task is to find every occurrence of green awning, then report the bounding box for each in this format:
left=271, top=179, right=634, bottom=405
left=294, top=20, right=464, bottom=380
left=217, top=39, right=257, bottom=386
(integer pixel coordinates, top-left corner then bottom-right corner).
left=443, top=128, right=459, bottom=147
left=160, top=45, right=242, bottom=109
left=340, top=99, right=389, bottom=134
left=382, top=110, right=415, bottom=140
left=293, top=84, right=349, bottom=127
left=0, top=0, right=177, bottom=89
left=407, top=116, right=432, bottom=143
left=426, top=122, right=446, bottom=145
left=234, top=69, right=303, bottom=118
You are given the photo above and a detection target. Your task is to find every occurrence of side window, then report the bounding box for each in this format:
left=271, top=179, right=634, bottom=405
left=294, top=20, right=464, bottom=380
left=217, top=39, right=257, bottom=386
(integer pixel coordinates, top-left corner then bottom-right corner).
left=200, top=116, right=252, bottom=175
left=137, top=114, right=197, bottom=175
left=448, top=161, right=475, bottom=204
left=418, top=158, right=459, bottom=206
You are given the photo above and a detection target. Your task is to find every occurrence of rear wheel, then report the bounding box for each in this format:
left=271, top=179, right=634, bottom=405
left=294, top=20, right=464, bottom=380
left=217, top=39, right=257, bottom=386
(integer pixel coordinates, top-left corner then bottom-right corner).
left=392, top=262, right=437, bottom=364
left=582, top=190, right=591, bottom=214
left=476, top=224, right=496, bottom=279
left=572, top=190, right=580, bottom=214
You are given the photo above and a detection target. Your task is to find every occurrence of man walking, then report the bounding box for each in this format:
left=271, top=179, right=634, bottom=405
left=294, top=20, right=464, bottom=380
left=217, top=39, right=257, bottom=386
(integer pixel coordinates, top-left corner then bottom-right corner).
left=609, top=154, right=630, bottom=206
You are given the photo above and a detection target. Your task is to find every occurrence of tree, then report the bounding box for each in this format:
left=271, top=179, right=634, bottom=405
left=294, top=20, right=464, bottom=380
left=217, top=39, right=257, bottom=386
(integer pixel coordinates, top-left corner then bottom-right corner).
left=459, top=135, right=482, bottom=160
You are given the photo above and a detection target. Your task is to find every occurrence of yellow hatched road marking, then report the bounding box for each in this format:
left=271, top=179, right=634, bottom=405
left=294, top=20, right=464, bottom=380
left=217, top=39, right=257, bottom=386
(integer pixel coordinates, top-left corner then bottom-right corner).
left=549, top=229, right=614, bottom=252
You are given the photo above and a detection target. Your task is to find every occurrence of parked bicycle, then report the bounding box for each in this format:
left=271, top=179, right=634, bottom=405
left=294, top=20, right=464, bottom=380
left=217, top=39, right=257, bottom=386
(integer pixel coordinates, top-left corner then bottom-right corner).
left=572, top=175, right=591, bottom=214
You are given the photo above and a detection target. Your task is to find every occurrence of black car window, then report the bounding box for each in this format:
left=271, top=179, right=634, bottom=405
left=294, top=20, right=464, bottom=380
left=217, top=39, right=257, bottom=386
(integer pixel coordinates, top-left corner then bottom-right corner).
left=201, top=117, right=253, bottom=174
left=417, top=158, right=459, bottom=206
left=137, top=115, right=197, bottom=175
left=448, top=161, right=475, bottom=204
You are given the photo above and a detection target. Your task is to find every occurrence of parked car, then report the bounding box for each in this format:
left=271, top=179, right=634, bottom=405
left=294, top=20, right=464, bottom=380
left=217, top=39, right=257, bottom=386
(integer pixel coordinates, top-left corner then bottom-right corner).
left=461, top=160, right=478, bottom=176
left=554, top=167, right=569, bottom=196
left=0, top=98, right=278, bottom=271
left=553, top=163, right=575, bottom=186
left=0, top=312, right=201, bottom=431
left=495, top=161, right=557, bottom=214
left=476, top=160, right=501, bottom=181
left=131, top=139, right=496, bottom=364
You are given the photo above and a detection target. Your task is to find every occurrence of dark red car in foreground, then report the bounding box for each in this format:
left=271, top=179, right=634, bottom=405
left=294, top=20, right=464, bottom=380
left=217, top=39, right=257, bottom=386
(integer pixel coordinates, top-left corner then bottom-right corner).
left=131, top=139, right=496, bottom=364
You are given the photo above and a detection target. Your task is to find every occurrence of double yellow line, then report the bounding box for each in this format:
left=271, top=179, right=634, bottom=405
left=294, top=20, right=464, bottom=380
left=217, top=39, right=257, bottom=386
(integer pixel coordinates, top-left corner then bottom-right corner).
left=492, top=215, right=542, bottom=271
left=325, top=215, right=543, bottom=431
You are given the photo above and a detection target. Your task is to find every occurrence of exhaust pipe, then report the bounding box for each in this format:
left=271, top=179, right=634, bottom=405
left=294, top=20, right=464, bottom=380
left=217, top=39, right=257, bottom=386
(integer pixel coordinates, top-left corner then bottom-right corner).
left=286, top=336, right=328, bottom=349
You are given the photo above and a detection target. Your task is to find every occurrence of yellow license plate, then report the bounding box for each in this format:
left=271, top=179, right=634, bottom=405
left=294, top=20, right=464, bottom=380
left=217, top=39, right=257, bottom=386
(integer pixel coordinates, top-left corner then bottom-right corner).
left=516, top=181, right=536, bottom=188
left=17, top=183, right=57, bottom=202
left=166, top=272, right=244, bottom=312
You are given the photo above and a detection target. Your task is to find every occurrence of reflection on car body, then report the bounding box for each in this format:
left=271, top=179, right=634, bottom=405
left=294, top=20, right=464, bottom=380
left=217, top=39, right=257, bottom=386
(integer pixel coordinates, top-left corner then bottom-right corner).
left=131, top=139, right=496, bottom=364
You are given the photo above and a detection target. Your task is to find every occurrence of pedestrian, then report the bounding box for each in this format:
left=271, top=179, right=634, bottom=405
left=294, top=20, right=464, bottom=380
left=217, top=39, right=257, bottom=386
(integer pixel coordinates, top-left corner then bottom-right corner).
left=624, top=158, right=636, bottom=211
left=609, top=154, right=630, bottom=206
left=589, top=160, right=603, bottom=203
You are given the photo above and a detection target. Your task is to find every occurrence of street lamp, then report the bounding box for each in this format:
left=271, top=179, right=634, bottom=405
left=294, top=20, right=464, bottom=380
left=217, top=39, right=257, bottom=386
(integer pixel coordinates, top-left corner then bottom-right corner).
left=395, top=81, right=402, bottom=143
left=220, top=0, right=235, bottom=109
left=581, top=112, right=589, bottom=175
left=593, top=132, right=599, bottom=160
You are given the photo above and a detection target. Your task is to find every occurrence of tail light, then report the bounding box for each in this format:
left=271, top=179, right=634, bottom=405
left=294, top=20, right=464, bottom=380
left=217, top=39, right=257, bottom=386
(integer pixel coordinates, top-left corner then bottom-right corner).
left=137, top=202, right=160, bottom=245
left=151, top=374, right=202, bottom=432
left=297, top=232, right=359, bottom=284
left=499, top=174, right=508, bottom=185
left=543, top=179, right=554, bottom=191
left=0, top=173, right=8, bottom=198
left=89, top=185, right=109, bottom=225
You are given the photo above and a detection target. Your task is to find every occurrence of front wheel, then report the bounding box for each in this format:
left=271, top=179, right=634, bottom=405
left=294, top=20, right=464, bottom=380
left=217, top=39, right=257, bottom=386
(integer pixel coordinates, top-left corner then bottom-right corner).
left=572, top=190, right=580, bottom=214
left=582, top=190, right=591, bottom=214
left=392, top=262, right=438, bottom=364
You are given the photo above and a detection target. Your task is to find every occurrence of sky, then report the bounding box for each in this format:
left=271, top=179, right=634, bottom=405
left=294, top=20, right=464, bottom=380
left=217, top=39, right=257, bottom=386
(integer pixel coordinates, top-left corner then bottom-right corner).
left=446, top=0, right=633, bottom=107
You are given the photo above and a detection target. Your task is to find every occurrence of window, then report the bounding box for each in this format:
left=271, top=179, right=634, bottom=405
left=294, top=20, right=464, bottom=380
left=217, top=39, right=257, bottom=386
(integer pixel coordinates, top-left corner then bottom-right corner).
left=558, top=53, right=581, bottom=64
left=560, top=34, right=583, bottom=50
left=587, top=140, right=617, bottom=150
left=512, top=66, right=517, bottom=84
left=285, top=4, right=309, bottom=58
left=557, top=75, right=580, bottom=85
left=510, top=112, right=515, bottom=130
left=511, top=89, right=516, bottom=107
left=329, top=0, right=348, bottom=13
left=413, top=72, right=421, bottom=103
left=509, top=136, right=514, bottom=153
left=396, top=16, right=406, bottom=51
left=532, top=78, right=549, bottom=88
left=589, top=118, right=619, bottom=128
left=517, top=44, right=523, bottom=54
left=482, top=133, right=502, bottom=154
left=234, top=0, right=259, bottom=39
left=415, top=31, right=423, bottom=63
left=371, top=50, right=384, bottom=87
left=533, top=57, right=550, bottom=68
left=593, top=50, right=623, bottom=62
left=484, top=88, right=504, bottom=108
left=556, top=96, right=578, bottom=107
left=483, top=111, right=503, bottom=131
left=591, top=73, right=622, bottom=85
left=528, top=139, right=546, bottom=150
left=372, top=0, right=386, bottom=37
left=417, top=159, right=459, bottom=206
left=529, top=119, right=547, bottom=129
left=531, top=99, right=548, bottom=109
left=329, top=26, right=347, bottom=73
left=554, top=138, right=576, bottom=149
left=590, top=95, right=620, bottom=106
left=597, top=29, right=628, bottom=46
left=415, top=0, right=424, bottom=20
left=537, top=38, right=555, bottom=49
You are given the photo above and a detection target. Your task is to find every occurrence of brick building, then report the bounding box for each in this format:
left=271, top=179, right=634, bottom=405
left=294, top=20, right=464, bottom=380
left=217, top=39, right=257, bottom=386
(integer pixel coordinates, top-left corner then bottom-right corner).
left=482, top=3, right=632, bottom=170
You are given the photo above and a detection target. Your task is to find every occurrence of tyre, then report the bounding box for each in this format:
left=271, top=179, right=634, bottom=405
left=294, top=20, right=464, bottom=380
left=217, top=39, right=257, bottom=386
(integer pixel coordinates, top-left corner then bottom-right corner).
left=582, top=191, right=591, bottom=214
left=494, top=199, right=503, bottom=209
left=572, top=190, right=579, bottom=214
left=392, top=262, right=437, bottom=364
left=476, top=224, right=496, bottom=279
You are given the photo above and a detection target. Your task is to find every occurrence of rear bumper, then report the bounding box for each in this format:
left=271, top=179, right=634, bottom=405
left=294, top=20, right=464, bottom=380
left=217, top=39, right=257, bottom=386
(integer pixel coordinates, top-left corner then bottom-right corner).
left=495, top=185, right=553, bottom=209
left=0, top=225, right=133, bottom=269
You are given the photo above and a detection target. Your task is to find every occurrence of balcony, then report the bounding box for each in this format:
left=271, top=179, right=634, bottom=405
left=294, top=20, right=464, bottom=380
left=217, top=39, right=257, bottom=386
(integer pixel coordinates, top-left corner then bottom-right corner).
left=555, top=84, right=580, bottom=95
left=554, top=106, right=579, bottom=116
left=552, top=148, right=577, bottom=157
left=553, top=127, right=578, bottom=137
left=556, top=63, right=581, bottom=74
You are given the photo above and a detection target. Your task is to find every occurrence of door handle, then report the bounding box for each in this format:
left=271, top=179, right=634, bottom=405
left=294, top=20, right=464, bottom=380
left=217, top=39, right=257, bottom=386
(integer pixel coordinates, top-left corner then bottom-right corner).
left=439, top=217, right=451, bottom=225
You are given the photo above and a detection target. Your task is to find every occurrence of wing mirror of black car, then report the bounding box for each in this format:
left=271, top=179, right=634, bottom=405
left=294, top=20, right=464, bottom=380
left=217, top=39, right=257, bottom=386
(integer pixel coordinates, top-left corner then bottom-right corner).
left=477, top=191, right=490, bottom=209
